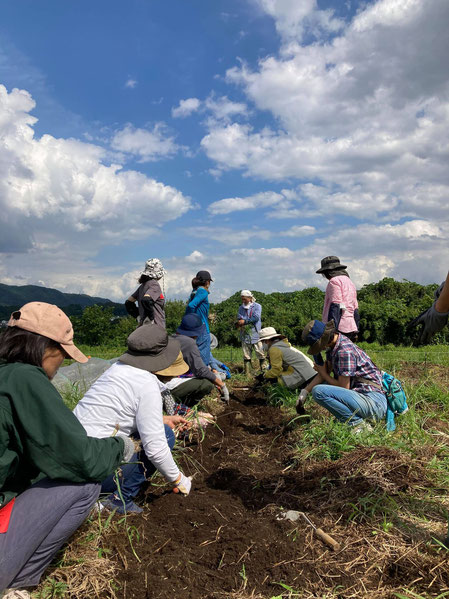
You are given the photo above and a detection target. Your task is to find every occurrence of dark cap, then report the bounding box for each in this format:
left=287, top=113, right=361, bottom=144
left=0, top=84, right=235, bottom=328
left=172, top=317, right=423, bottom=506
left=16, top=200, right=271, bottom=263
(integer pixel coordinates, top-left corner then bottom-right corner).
left=316, top=256, right=347, bottom=274
left=196, top=270, right=213, bottom=281
left=176, top=313, right=206, bottom=338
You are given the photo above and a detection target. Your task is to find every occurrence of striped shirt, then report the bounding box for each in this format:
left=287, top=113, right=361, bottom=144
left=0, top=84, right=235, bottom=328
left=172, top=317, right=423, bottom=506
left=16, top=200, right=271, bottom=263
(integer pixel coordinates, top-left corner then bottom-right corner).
left=326, top=334, right=383, bottom=393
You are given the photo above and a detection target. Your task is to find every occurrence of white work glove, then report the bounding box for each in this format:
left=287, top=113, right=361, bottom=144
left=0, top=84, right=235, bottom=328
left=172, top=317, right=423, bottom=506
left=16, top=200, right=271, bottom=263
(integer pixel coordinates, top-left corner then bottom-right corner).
left=220, top=384, right=230, bottom=403
left=173, top=472, right=192, bottom=495
left=119, top=435, right=137, bottom=462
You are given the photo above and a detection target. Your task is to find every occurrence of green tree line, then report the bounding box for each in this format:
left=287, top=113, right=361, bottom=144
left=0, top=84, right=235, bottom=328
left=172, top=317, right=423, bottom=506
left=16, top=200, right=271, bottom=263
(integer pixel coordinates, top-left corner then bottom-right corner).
left=68, top=278, right=447, bottom=347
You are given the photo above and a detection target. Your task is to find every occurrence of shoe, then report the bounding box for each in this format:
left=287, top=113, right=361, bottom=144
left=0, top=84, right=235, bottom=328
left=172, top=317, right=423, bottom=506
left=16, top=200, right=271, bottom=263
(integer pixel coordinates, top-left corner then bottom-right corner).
left=2, top=590, right=31, bottom=599
left=101, top=495, right=143, bottom=514
left=352, top=421, right=373, bottom=435
left=244, top=360, right=251, bottom=375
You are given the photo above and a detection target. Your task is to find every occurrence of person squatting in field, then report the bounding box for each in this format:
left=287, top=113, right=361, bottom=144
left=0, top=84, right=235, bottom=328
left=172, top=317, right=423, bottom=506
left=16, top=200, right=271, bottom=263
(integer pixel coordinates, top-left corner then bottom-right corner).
left=255, top=327, right=318, bottom=393
left=125, top=258, right=166, bottom=328
left=317, top=256, right=360, bottom=342
left=236, top=290, right=266, bottom=375
left=0, top=303, right=134, bottom=599
left=167, top=313, right=230, bottom=405
left=74, top=325, right=193, bottom=515
left=184, top=270, right=213, bottom=367
left=300, top=319, right=387, bottom=434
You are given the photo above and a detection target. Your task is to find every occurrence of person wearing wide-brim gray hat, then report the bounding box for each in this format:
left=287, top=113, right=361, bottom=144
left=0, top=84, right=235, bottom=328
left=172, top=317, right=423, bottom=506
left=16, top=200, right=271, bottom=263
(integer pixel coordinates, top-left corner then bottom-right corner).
left=316, top=255, right=360, bottom=343
left=316, top=256, right=347, bottom=274
left=74, top=324, right=193, bottom=514
left=256, top=327, right=316, bottom=392
left=118, top=324, right=187, bottom=375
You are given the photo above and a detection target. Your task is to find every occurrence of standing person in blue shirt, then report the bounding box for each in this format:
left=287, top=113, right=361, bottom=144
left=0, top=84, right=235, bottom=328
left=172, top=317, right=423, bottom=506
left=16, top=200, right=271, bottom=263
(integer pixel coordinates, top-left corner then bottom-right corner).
left=185, top=270, right=213, bottom=366
left=236, top=290, right=265, bottom=374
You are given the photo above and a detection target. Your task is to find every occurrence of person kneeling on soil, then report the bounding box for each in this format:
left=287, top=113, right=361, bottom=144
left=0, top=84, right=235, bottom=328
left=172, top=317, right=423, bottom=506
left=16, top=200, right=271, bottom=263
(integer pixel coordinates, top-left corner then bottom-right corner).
left=0, top=303, right=132, bottom=599
left=300, top=320, right=387, bottom=433
left=167, top=314, right=229, bottom=405
left=74, top=325, right=193, bottom=515
left=256, top=327, right=317, bottom=392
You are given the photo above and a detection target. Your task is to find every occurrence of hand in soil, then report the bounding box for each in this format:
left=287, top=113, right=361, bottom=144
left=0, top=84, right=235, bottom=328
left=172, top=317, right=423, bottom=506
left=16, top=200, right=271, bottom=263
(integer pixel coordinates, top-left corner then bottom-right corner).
left=173, top=472, right=192, bottom=495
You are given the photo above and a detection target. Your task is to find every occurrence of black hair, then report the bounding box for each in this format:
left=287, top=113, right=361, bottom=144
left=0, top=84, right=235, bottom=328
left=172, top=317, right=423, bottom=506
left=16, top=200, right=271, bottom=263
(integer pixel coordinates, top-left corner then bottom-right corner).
left=0, top=327, right=61, bottom=367
left=191, top=276, right=209, bottom=290
left=138, top=274, right=151, bottom=284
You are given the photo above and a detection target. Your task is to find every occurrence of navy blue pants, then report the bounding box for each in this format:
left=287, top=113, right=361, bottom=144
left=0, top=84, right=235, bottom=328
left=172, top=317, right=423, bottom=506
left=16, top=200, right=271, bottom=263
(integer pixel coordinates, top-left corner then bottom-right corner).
left=101, top=424, right=176, bottom=503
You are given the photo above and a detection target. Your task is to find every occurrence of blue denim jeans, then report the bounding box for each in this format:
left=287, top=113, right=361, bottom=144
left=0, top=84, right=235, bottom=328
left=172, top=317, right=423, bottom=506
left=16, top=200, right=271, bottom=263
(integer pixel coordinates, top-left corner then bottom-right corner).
left=101, top=424, right=175, bottom=503
left=311, top=384, right=387, bottom=426
left=196, top=330, right=211, bottom=367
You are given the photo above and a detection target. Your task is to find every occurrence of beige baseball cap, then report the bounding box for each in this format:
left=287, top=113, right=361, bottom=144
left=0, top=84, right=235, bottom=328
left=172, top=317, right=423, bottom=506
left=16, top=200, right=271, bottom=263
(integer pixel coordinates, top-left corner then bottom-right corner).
left=8, top=302, right=88, bottom=363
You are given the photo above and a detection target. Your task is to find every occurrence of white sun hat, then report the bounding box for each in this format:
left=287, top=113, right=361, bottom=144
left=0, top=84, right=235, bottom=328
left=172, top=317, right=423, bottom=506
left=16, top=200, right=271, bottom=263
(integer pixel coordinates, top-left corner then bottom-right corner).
left=259, top=327, right=285, bottom=341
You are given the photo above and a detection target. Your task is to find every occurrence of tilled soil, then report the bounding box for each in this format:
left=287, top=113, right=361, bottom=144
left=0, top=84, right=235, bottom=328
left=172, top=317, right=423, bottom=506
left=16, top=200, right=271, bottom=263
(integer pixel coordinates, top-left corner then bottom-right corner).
left=99, top=392, right=449, bottom=599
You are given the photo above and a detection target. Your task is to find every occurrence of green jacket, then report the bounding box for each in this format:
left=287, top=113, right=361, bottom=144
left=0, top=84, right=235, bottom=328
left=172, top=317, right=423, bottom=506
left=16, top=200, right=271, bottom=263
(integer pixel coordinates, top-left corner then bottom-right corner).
left=0, top=362, right=125, bottom=508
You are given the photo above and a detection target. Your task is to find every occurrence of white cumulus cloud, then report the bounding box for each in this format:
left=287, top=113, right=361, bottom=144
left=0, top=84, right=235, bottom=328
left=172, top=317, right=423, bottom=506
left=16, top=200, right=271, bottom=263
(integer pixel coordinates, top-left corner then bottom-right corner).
left=111, top=123, right=179, bottom=162
left=0, top=84, right=192, bottom=258
left=172, top=97, right=201, bottom=118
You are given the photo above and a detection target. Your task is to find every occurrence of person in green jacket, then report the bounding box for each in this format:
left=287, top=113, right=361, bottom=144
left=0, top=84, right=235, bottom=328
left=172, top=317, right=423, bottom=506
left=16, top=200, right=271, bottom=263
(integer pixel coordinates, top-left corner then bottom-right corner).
left=0, top=302, right=134, bottom=599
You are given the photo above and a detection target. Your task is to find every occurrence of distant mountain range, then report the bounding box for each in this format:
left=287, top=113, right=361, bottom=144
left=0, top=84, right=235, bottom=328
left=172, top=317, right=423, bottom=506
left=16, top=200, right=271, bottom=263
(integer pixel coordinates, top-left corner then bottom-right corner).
left=0, top=283, right=126, bottom=319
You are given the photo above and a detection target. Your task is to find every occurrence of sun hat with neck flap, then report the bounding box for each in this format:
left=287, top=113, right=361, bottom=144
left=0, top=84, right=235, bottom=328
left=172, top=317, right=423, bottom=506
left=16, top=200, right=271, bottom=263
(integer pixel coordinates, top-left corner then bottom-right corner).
left=8, top=302, right=88, bottom=363
left=119, top=324, right=188, bottom=376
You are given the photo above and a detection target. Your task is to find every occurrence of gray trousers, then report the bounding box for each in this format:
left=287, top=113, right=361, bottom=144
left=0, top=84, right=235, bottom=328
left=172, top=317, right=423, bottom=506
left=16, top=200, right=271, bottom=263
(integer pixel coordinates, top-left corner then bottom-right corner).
left=0, top=479, right=100, bottom=590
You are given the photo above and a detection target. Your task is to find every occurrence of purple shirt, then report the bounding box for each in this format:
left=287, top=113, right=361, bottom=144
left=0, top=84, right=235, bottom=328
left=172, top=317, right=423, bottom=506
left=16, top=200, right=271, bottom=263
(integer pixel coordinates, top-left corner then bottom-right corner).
left=326, top=334, right=383, bottom=393
left=322, top=275, right=358, bottom=333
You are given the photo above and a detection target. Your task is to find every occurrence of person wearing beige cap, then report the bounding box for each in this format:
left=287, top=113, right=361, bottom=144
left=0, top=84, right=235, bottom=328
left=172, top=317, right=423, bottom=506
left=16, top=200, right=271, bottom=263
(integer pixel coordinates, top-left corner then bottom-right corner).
left=0, top=303, right=131, bottom=598
left=74, top=325, right=193, bottom=514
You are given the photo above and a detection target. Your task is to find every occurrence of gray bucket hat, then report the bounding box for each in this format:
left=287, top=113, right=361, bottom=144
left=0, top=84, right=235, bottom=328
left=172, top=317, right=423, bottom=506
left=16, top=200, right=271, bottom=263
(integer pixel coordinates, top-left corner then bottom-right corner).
left=119, top=324, right=182, bottom=373
left=316, top=256, right=347, bottom=274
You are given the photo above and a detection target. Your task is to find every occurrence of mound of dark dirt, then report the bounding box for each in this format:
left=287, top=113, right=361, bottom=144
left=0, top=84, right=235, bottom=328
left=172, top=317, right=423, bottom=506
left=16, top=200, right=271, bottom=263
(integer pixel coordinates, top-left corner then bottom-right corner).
left=99, top=394, right=449, bottom=599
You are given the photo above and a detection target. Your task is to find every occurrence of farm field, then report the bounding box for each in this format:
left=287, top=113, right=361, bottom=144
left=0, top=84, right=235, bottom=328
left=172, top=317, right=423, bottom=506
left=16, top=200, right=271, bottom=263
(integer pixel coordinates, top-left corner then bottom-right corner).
left=37, top=347, right=449, bottom=599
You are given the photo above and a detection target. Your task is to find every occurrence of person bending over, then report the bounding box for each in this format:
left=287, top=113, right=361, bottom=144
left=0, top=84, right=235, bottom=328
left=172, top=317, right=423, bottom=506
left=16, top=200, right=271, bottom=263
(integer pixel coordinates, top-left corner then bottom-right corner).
left=256, top=327, right=317, bottom=391
left=300, top=320, right=387, bottom=433
left=74, top=325, right=192, bottom=515
left=0, top=303, right=131, bottom=598
left=167, top=313, right=229, bottom=405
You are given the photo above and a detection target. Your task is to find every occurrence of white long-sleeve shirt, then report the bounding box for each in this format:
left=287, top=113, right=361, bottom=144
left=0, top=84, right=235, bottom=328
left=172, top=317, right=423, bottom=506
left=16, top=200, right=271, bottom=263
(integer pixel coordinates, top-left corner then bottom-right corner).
left=73, top=362, right=180, bottom=482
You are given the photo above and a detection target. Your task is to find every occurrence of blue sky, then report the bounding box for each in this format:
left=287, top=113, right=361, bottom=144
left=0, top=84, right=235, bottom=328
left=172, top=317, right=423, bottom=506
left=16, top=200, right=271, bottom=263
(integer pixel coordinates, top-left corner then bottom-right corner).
left=0, top=0, right=448, bottom=302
